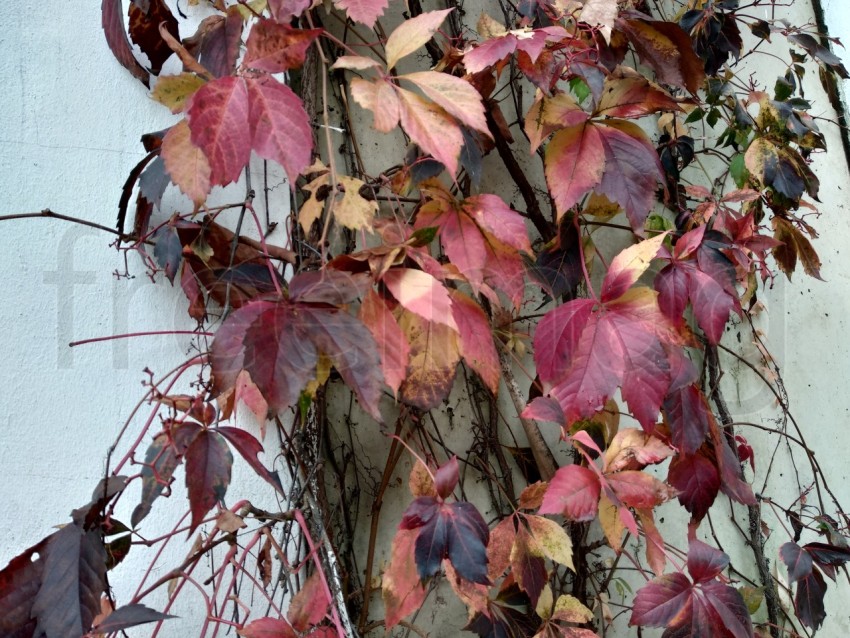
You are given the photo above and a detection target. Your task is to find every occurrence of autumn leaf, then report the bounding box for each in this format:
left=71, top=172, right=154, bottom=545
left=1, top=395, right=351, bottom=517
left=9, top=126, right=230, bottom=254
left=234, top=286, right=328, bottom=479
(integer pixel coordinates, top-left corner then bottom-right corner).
left=385, top=9, right=453, bottom=71
left=667, top=450, right=721, bottom=521
left=397, top=86, right=465, bottom=176
left=449, top=290, right=500, bottom=394
left=239, top=617, right=297, bottom=638
left=152, top=73, right=207, bottom=113
left=383, top=528, right=428, bottom=628
left=161, top=120, right=212, bottom=205
left=400, top=71, right=490, bottom=137
left=631, top=540, right=754, bottom=637
left=185, top=429, right=233, bottom=533
left=617, top=16, right=706, bottom=93
left=579, top=0, right=618, bottom=42
left=349, top=78, right=401, bottom=132
left=511, top=524, right=547, bottom=605
left=243, top=20, right=321, bottom=73
left=210, top=298, right=384, bottom=420
left=246, top=77, right=313, bottom=185
left=128, top=0, right=180, bottom=75
left=287, top=570, right=330, bottom=631
left=102, top=0, right=149, bottom=86
left=400, top=496, right=490, bottom=584
left=359, top=290, right=410, bottom=397
left=32, top=524, right=108, bottom=637
left=334, top=0, right=389, bottom=27
left=539, top=465, right=601, bottom=522
left=397, top=309, right=461, bottom=411
left=383, top=268, right=457, bottom=330
left=93, top=604, right=176, bottom=633
left=183, top=9, right=243, bottom=78
left=187, top=76, right=251, bottom=185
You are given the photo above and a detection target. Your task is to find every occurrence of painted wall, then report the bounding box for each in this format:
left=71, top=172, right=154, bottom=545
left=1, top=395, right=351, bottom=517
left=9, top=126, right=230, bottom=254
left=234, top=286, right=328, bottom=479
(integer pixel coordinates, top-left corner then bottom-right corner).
left=0, top=0, right=849, bottom=635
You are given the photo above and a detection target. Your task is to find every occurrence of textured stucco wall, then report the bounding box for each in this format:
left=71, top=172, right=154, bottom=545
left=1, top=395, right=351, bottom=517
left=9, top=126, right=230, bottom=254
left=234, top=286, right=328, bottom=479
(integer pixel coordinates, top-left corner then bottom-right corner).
left=1, top=0, right=849, bottom=636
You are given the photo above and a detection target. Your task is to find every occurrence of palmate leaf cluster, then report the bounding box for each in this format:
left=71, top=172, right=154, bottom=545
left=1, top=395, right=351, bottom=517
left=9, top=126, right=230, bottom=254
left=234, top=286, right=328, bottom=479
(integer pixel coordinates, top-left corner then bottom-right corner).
left=1, top=0, right=849, bottom=636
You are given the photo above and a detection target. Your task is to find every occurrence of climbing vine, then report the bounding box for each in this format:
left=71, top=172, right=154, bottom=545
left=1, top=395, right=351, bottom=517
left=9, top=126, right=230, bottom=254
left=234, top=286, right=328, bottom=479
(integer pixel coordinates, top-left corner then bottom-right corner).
left=1, top=0, right=850, bottom=637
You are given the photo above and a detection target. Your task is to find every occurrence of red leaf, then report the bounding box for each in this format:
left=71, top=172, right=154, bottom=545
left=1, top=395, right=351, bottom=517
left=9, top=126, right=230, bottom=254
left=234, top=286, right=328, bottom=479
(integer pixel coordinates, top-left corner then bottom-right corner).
left=539, top=288, right=678, bottom=431
left=630, top=572, right=693, bottom=627
left=102, top=0, right=149, bottom=86
left=0, top=536, right=50, bottom=636
left=449, top=290, right=500, bottom=394
left=243, top=20, right=322, bottom=73
left=247, top=77, right=313, bottom=185
left=187, top=76, right=251, bottom=186
left=794, top=568, right=827, bottom=630
left=605, top=471, right=675, bottom=509
left=215, top=427, right=284, bottom=495
left=663, top=384, right=712, bottom=455
left=667, top=451, right=720, bottom=521
left=780, top=541, right=813, bottom=583
left=185, top=430, right=233, bottom=533
left=545, top=121, right=605, bottom=219
left=268, top=0, right=312, bottom=22
left=238, top=617, right=297, bottom=638
left=359, top=290, right=410, bottom=397
left=487, top=517, right=517, bottom=581
left=687, top=539, right=729, bottom=584
left=539, top=465, right=601, bottom=522
left=603, top=429, right=674, bottom=473
left=334, top=0, right=388, bottom=26
left=522, top=396, right=565, bottom=424
left=434, top=456, right=460, bottom=500
left=128, top=0, right=179, bottom=75
left=287, top=570, right=330, bottom=631
left=383, top=528, right=427, bottom=629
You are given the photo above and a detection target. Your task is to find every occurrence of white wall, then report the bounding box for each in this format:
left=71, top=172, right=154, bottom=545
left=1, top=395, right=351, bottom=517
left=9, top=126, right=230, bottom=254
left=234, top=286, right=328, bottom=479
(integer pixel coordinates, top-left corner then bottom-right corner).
left=1, top=0, right=849, bottom=636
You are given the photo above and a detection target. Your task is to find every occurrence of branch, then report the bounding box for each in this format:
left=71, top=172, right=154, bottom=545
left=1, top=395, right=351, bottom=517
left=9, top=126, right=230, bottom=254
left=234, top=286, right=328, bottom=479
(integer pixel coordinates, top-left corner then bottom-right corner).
left=499, top=350, right=557, bottom=481
left=0, top=209, right=124, bottom=237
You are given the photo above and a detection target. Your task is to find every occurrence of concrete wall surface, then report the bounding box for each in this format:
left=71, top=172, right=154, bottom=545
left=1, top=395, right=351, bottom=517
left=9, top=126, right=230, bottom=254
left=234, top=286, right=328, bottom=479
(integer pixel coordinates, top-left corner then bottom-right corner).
left=0, top=0, right=849, bottom=636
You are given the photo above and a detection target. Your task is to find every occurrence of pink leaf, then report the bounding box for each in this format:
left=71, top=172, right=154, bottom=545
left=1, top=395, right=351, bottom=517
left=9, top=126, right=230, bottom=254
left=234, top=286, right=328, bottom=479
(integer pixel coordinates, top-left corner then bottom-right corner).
left=350, top=78, right=401, bottom=132
left=400, top=71, right=490, bottom=136
left=601, top=233, right=667, bottom=302
left=187, top=76, right=251, bottom=185
left=383, top=268, right=457, bottom=330
left=449, top=290, right=500, bottom=394
left=238, top=617, right=296, bottom=638
left=243, top=20, right=321, bottom=73
left=464, top=194, right=532, bottom=254
left=359, top=290, right=410, bottom=397
left=434, top=456, right=459, bottom=499
left=545, top=122, right=605, bottom=219
left=287, top=570, right=330, bottom=631
left=383, top=528, right=427, bottom=629
left=396, top=86, right=464, bottom=175
left=247, top=77, right=313, bottom=185
left=334, top=0, right=388, bottom=26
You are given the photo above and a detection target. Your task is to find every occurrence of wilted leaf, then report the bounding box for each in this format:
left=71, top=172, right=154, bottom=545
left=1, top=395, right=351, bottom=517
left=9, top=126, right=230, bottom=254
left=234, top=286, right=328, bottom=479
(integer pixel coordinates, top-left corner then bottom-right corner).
left=772, top=216, right=822, bottom=280
left=243, top=20, right=321, bottom=73
left=128, top=0, right=179, bottom=75
left=102, top=0, right=149, bottom=86
left=398, top=309, right=460, bottom=411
